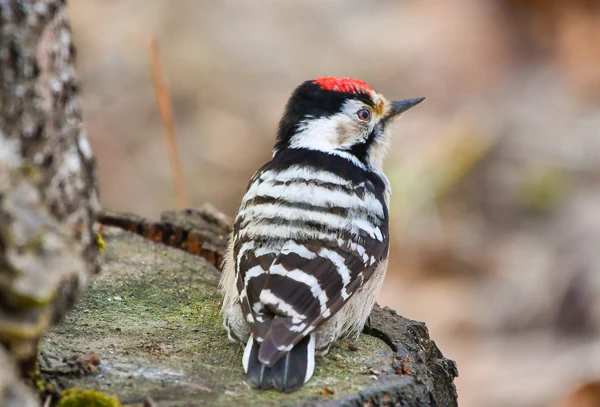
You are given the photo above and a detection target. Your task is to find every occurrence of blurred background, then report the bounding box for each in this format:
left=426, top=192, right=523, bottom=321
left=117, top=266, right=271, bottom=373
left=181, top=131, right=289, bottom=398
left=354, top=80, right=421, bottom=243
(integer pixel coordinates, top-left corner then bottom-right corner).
left=67, top=1, right=600, bottom=406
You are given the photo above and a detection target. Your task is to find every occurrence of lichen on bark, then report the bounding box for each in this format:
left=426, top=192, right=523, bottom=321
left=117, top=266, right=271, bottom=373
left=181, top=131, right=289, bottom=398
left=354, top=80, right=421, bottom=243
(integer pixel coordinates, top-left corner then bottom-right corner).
left=0, top=0, right=100, bottom=404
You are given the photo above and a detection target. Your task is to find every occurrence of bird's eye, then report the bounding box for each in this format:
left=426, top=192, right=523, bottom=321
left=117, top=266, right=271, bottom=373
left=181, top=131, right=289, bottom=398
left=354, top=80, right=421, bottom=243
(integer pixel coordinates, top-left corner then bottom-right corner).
left=357, top=108, right=371, bottom=121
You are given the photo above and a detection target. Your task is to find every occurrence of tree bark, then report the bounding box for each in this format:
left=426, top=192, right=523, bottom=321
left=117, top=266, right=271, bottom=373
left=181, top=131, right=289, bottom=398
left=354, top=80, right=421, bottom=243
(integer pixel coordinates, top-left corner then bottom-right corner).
left=0, top=0, right=99, bottom=404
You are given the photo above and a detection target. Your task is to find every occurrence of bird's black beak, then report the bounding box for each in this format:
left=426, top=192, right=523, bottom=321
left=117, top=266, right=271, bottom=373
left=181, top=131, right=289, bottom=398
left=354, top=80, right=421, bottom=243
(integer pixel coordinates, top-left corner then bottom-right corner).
left=388, top=97, right=426, bottom=120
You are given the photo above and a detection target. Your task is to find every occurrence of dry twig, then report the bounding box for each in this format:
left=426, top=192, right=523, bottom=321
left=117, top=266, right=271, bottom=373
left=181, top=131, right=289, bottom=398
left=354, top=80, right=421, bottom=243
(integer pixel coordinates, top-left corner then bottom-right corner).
left=148, top=37, right=190, bottom=209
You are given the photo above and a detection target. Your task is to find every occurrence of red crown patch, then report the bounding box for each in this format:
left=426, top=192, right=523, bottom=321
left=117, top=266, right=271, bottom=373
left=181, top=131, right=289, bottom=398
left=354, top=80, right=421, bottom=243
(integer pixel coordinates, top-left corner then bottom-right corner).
left=313, top=77, right=373, bottom=95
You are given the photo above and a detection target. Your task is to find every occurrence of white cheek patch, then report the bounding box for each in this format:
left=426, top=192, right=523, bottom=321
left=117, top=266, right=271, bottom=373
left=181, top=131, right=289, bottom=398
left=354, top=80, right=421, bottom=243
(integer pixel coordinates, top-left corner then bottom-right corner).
left=291, top=116, right=343, bottom=151
left=287, top=98, right=379, bottom=168
left=291, top=99, right=372, bottom=151
left=289, top=116, right=367, bottom=169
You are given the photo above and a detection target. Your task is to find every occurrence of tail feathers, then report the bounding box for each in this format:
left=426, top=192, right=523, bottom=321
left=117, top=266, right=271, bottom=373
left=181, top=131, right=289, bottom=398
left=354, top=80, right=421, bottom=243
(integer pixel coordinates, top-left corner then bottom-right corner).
left=243, top=334, right=315, bottom=393
left=256, top=315, right=300, bottom=366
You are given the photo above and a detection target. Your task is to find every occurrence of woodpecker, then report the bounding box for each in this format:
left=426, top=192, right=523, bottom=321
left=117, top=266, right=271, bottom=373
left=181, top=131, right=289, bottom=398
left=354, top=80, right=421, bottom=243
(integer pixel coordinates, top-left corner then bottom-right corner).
left=219, top=77, right=424, bottom=393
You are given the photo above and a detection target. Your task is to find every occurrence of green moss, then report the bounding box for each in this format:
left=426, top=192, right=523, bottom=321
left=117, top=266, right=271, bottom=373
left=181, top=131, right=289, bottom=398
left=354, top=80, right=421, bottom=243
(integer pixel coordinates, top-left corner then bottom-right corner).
left=41, top=231, right=394, bottom=406
left=57, top=388, right=122, bottom=407
left=29, top=364, right=46, bottom=394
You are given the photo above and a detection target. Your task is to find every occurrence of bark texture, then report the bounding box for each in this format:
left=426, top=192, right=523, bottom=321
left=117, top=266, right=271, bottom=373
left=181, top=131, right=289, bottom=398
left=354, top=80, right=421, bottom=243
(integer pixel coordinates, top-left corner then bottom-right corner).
left=0, top=0, right=99, bottom=404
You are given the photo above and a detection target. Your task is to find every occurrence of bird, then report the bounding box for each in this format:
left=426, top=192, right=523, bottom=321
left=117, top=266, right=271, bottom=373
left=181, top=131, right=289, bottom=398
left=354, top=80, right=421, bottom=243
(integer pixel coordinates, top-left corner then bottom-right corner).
left=219, top=77, right=424, bottom=393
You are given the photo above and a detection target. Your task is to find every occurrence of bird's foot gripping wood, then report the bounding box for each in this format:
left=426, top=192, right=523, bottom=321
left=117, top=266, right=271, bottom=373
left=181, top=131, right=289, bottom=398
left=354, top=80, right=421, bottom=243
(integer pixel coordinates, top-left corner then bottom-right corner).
left=244, top=334, right=315, bottom=393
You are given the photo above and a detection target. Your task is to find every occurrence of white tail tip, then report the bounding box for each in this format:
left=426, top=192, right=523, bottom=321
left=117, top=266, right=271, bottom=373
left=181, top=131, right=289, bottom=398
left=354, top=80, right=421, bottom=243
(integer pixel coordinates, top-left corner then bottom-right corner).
left=304, top=333, right=315, bottom=383
left=242, top=336, right=254, bottom=374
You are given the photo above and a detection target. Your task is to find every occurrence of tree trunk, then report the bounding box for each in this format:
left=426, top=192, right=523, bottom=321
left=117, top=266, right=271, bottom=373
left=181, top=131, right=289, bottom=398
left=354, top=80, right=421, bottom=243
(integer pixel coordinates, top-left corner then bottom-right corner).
left=0, top=0, right=100, bottom=404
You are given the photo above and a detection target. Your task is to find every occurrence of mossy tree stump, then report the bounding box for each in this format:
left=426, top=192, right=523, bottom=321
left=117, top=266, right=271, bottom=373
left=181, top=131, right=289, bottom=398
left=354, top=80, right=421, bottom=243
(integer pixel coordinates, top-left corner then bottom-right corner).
left=40, top=214, right=458, bottom=407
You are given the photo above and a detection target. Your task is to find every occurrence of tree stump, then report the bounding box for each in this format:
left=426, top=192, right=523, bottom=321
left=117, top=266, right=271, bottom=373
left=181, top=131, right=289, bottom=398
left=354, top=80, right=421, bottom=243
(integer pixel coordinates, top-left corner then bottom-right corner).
left=39, top=210, right=458, bottom=407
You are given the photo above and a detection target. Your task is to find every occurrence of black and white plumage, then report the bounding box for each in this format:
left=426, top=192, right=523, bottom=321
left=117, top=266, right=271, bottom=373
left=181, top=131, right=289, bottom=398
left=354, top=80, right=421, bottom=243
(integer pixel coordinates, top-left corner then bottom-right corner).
left=220, top=77, right=424, bottom=392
